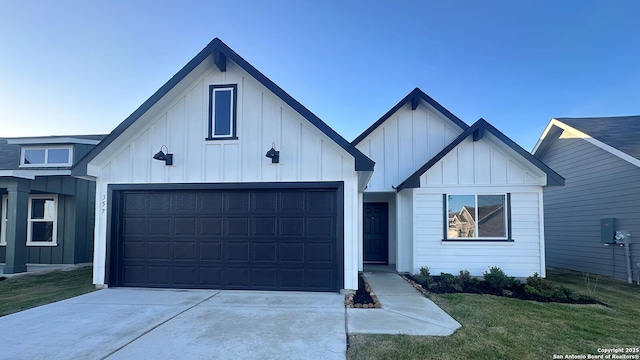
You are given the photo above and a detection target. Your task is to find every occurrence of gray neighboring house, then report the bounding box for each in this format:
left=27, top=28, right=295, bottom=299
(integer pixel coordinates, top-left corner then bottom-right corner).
left=0, top=135, right=105, bottom=274
left=533, top=116, right=640, bottom=283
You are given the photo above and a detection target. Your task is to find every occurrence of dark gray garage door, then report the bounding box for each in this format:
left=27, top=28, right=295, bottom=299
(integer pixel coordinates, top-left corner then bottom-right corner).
left=110, top=185, right=341, bottom=292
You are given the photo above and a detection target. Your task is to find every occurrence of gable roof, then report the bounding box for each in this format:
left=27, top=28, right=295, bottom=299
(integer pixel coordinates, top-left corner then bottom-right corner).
left=533, top=116, right=640, bottom=165
left=352, top=87, right=469, bottom=145
left=73, top=38, right=374, bottom=176
left=396, top=118, right=565, bottom=190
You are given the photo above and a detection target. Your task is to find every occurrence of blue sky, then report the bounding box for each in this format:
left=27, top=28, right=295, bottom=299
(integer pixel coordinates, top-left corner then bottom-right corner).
left=1, top=1, right=638, bottom=151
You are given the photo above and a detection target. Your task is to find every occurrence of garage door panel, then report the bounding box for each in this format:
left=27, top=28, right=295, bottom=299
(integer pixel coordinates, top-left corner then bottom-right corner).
left=148, top=241, right=172, bottom=260
left=306, top=242, right=334, bottom=263
left=280, top=218, right=303, bottom=236
left=251, top=267, right=276, bottom=288
left=307, top=217, right=334, bottom=237
left=124, top=217, right=146, bottom=236
left=174, top=217, right=196, bottom=235
left=174, top=193, right=197, bottom=211
left=148, top=217, right=171, bottom=235
left=225, top=267, right=249, bottom=287
left=122, top=265, right=146, bottom=285
left=148, top=266, right=172, bottom=286
left=199, top=267, right=222, bottom=286
left=173, top=242, right=196, bottom=260
left=226, top=218, right=249, bottom=236
left=253, top=192, right=277, bottom=212
left=173, top=267, right=196, bottom=286
left=124, top=193, right=148, bottom=213
left=252, top=242, right=276, bottom=262
left=122, top=241, right=147, bottom=260
left=308, top=192, right=335, bottom=212
left=279, top=243, right=304, bottom=262
left=199, top=242, right=222, bottom=260
left=252, top=217, right=277, bottom=236
left=115, top=187, right=339, bottom=291
left=200, top=217, right=222, bottom=235
left=225, top=192, right=250, bottom=212
left=148, top=193, right=171, bottom=213
left=225, top=242, right=249, bottom=261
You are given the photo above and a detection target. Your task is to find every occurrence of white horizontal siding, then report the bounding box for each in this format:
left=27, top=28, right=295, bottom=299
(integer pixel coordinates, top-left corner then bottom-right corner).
left=355, top=102, right=463, bottom=191
left=411, top=188, right=544, bottom=277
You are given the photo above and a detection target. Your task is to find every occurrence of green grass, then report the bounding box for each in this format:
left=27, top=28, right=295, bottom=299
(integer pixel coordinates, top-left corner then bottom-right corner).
left=0, top=266, right=96, bottom=317
left=347, top=269, right=640, bottom=360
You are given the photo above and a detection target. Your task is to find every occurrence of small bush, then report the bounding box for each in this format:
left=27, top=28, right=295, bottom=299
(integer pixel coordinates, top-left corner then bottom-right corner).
left=414, top=266, right=434, bottom=288
left=456, top=269, right=475, bottom=290
left=483, top=266, right=518, bottom=291
left=436, top=272, right=462, bottom=292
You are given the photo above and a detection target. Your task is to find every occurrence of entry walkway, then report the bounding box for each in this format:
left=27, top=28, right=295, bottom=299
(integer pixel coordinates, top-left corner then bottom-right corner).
left=346, top=271, right=461, bottom=336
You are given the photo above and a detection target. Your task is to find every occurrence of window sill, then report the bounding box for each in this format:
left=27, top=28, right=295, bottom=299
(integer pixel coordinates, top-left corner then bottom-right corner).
left=205, top=136, right=238, bottom=141
left=441, top=239, right=514, bottom=243
left=27, top=242, right=57, bottom=247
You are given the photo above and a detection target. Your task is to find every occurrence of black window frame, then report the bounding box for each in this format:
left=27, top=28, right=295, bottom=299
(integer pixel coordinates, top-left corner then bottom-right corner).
left=442, top=193, right=513, bottom=242
left=207, top=84, right=238, bottom=140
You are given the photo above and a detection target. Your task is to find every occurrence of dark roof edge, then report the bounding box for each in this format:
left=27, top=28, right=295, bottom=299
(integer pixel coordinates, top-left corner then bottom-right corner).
left=396, top=119, right=565, bottom=191
left=352, top=87, right=468, bottom=145
left=73, top=38, right=374, bottom=176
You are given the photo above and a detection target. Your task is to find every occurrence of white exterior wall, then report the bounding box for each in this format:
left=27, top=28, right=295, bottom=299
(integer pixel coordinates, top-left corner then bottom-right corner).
left=355, top=103, right=463, bottom=191
left=89, top=59, right=361, bottom=290
left=409, top=136, right=548, bottom=277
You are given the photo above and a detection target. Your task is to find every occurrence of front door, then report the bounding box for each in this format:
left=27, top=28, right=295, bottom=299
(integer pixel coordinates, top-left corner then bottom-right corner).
left=363, top=202, right=388, bottom=264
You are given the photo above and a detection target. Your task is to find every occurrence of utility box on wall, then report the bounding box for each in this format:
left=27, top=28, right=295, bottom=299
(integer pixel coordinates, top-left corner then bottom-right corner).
left=601, top=218, right=616, bottom=244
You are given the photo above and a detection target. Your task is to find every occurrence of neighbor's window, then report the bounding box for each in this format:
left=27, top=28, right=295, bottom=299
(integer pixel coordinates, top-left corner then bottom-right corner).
left=21, top=146, right=72, bottom=167
left=207, top=84, right=237, bottom=140
left=445, top=194, right=510, bottom=240
left=27, top=195, right=58, bottom=246
left=0, top=195, right=7, bottom=245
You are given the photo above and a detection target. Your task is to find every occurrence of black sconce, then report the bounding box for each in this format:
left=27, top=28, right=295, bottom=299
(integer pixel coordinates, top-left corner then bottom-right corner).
left=265, top=142, right=279, bottom=163
left=153, top=145, right=173, bottom=166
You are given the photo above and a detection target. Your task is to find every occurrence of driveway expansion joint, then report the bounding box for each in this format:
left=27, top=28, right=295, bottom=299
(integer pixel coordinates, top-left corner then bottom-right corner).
left=101, top=291, right=220, bottom=359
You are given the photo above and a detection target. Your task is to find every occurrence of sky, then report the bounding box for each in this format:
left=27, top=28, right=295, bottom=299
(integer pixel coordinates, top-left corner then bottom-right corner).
left=0, top=1, right=638, bottom=151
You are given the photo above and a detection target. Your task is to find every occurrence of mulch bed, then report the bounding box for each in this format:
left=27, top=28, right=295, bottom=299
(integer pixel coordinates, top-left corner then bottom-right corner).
left=402, top=274, right=607, bottom=306
left=345, top=272, right=381, bottom=308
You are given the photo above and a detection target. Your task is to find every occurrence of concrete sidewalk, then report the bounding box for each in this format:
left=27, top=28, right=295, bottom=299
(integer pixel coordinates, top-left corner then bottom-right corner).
left=346, top=271, right=461, bottom=336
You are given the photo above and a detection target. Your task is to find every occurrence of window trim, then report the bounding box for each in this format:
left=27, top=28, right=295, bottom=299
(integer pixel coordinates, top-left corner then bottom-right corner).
left=26, top=194, right=58, bottom=246
left=0, top=195, right=6, bottom=246
left=442, top=193, right=513, bottom=242
left=207, top=84, right=238, bottom=140
left=19, top=146, right=73, bottom=167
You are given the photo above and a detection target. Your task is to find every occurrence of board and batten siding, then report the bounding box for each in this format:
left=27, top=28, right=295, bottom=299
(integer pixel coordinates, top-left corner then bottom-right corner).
left=355, top=103, right=463, bottom=191
left=403, top=135, right=548, bottom=277
left=539, top=132, right=640, bottom=281
left=89, top=59, right=362, bottom=290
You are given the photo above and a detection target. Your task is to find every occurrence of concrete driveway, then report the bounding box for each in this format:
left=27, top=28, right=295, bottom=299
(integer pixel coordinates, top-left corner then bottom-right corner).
left=0, top=288, right=346, bottom=360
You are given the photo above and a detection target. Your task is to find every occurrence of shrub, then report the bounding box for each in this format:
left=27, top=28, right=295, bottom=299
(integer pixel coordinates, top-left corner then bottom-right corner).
left=437, top=272, right=462, bottom=292
left=414, top=266, right=434, bottom=288
left=456, top=269, right=475, bottom=290
left=483, top=266, right=519, bottom=291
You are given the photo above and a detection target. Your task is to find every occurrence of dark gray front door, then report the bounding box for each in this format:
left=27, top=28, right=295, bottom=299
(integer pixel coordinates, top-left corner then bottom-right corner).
left=363, top=202, right=388, bottom=264
left=112, top=186, right=340, bottom=292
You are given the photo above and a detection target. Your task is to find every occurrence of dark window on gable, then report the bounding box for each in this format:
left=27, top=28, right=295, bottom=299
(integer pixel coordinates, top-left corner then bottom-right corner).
left=208, top=84, right=237, bottom=140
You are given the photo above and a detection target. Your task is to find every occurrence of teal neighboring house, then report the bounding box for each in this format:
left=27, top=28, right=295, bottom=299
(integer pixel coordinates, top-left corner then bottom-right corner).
left=0, top=135, right=105, bottom=274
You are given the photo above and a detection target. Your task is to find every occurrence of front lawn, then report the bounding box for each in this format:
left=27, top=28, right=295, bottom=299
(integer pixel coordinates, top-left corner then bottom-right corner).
left=0, top=266, right=96, bottom=317
left=347, top=269, right=640, bottom=360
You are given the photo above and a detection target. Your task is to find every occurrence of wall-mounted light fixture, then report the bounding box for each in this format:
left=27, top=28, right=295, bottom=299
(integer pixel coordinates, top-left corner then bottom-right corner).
left=265, top=142, right=280, bottom=163
left=153, top=145, right=173, bottom=166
